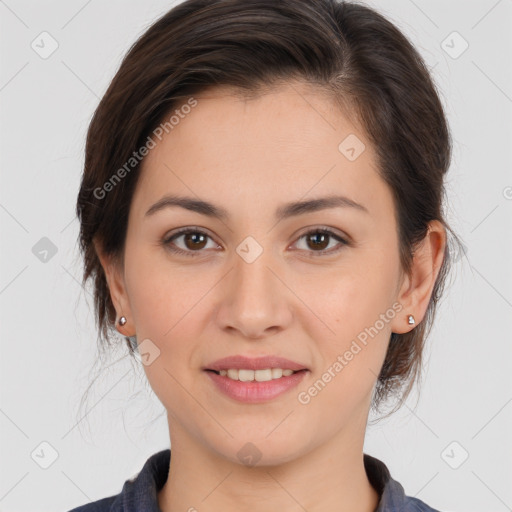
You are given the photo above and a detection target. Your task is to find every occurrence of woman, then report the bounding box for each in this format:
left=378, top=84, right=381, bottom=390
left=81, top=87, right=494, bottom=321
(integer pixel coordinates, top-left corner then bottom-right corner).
left=70, top=0, right=461, bottom=510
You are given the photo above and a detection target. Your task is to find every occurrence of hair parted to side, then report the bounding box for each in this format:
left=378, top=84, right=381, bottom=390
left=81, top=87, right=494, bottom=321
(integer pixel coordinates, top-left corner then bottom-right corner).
left=76, top=0, right=463, bottom=420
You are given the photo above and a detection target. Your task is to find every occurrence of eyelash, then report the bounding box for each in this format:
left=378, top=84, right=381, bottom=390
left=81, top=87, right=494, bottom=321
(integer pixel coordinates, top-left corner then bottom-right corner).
left=162, top=226, right=349, bottom=258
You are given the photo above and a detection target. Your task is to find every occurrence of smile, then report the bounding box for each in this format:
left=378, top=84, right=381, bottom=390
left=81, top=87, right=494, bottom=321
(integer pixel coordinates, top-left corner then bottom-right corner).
left=204, top=369, right=308, bottom=403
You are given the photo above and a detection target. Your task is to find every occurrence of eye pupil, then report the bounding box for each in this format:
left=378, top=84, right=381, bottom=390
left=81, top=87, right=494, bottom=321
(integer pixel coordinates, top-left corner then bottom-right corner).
left=307, top=232, right=329, bottom=250
left=185, top=232, right=207, bottom=250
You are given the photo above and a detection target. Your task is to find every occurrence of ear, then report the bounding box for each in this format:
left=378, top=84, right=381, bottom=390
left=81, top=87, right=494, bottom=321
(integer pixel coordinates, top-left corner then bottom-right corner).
left=93, top=237, right=135, bottom=337
left=390, top=220, right=447, bottom=334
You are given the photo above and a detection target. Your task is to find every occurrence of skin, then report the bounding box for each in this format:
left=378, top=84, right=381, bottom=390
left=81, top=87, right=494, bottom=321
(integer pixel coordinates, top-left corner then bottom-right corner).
left=95, top=81, right=446, bottom=512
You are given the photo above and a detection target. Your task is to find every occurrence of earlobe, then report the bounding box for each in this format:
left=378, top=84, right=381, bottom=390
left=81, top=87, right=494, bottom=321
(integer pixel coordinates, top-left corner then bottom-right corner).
left=391, top=221, right=446, bottom=334
left=93, top=237, right=135, bottom=336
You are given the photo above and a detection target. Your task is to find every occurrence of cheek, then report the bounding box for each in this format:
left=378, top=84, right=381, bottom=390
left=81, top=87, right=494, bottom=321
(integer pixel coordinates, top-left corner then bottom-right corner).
left=297, top=275, right=392, bottom=422
left=295, top=253, right=397, bottom=393
left=299, top=255, right=397, bottom=342
left=126, top=254, right=203, bottom=409
left=124, top=243, right=203, bottom=335
left=123, top=245, right=215, bottom=378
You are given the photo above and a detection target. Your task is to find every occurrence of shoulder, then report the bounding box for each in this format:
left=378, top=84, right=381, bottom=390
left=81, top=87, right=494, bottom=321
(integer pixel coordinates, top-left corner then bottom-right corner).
left=363, top=453, right=442, bottom=512
left=66, top=495, right=118, bottom=512
left=401, top=495, right=442, bottom=511
left=384, top=477, right=442, bottom=512
left=66, top=449, right=171, bottom=512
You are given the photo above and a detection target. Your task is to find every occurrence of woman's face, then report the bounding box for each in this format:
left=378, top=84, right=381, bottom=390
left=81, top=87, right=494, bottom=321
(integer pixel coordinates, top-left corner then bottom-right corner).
left=103, top=82, right=422, bottom=465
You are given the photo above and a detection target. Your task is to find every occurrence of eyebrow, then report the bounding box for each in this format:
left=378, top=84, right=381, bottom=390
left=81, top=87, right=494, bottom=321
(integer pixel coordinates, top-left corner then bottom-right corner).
left=144, top=194, right=369, bottom=221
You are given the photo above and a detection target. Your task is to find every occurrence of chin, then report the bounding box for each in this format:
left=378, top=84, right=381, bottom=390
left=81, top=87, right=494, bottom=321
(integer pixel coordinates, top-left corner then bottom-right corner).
left=210, top=434, right=308, bottom=469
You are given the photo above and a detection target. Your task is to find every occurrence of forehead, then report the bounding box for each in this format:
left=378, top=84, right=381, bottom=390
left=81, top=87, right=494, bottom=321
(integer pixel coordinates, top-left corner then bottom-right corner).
left=131, top=82, right=392, bottom=224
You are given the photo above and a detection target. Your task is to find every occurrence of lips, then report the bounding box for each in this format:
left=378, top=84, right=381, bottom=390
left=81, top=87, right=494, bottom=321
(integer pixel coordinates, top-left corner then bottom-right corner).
left=205, top=366, right=308, bottom=403
left=203, top=355, right=308, bottom=372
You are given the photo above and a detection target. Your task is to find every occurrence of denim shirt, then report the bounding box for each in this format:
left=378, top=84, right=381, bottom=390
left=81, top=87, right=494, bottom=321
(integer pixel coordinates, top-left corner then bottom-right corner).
left=68, top=449, right=441, bottom=512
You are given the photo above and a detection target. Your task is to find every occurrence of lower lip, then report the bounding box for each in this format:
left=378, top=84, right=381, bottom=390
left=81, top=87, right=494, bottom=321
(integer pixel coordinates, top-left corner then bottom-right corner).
left=204, top=370, right=308, bottom=403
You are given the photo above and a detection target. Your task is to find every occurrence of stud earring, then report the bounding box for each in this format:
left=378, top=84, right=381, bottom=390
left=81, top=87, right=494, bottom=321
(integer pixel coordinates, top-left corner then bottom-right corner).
left=118, top=316, right=127, bottom=326
left=407, top=314, right=415, bottom=325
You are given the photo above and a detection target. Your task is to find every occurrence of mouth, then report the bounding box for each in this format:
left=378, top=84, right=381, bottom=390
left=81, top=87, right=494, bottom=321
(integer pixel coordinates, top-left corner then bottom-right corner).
left=204, top=368, right=308, bottom=382
left=204, top=354, right=309, bottom=373
left=202, top=355, right=309, bottom=402
left=203, top=368, right=309, bottom=403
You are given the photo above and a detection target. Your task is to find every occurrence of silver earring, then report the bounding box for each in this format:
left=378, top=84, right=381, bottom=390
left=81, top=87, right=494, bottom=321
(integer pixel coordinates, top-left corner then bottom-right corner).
left=407, top=314, right=415, bottom=325
left=118, top=316, right=127, bottom=326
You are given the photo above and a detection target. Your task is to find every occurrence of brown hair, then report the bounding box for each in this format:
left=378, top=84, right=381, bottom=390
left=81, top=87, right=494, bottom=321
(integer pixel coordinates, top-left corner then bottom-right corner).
left=76, top=0, right=463, bottom=420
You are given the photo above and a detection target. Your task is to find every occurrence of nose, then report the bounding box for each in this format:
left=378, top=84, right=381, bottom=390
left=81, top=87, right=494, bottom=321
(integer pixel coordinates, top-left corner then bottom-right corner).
left=214, top=247, right=293, bottom=340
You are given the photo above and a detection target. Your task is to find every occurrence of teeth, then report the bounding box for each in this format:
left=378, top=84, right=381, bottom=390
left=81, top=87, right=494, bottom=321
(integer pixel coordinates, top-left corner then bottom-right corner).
left=218, top=368, right=297, bottom=381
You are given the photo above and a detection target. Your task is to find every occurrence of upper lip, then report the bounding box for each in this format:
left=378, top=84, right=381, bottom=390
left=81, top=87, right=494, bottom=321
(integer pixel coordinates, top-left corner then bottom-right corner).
left=204, top=355, right=309, bottom=372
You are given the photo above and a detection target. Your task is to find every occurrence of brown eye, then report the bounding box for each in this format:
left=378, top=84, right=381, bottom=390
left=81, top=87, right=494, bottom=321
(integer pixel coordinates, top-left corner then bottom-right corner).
left=305, top=232, right=330, bottom=251
left=182, top=232, right=208, bottom=250
left=163, top=228, right=218, bottom=256
left=293, top=228, right=348, bottom=256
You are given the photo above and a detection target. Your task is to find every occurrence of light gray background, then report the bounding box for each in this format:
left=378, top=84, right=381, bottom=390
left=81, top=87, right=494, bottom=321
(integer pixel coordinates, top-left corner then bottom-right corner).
left=1, top=1, right=511, bottom=511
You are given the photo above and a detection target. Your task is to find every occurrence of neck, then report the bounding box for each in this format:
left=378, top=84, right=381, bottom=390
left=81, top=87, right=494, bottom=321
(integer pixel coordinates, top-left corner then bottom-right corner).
left=158, top=418, right=380, bottom=512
